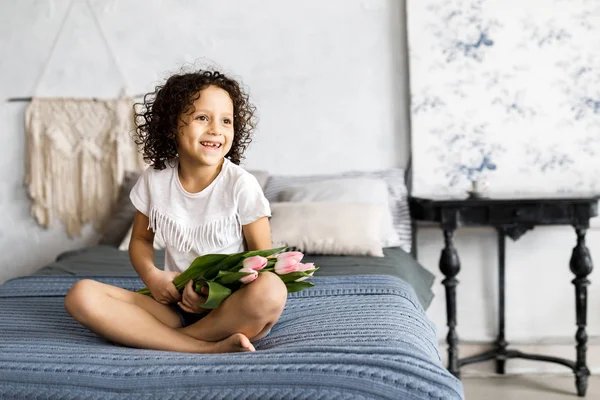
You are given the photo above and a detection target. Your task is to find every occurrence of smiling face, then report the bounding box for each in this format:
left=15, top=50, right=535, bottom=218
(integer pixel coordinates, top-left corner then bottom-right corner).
left=175, top=85, right=234, bottom=168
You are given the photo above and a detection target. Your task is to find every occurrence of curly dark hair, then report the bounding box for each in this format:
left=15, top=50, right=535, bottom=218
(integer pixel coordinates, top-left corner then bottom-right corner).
left=133, top=69, right=257, bottom=170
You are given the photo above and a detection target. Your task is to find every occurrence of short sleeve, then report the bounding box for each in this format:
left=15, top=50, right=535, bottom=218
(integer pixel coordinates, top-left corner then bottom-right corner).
left=129, top=167, right=152, bottom=216
left=235, top=172, right=271, bottom=225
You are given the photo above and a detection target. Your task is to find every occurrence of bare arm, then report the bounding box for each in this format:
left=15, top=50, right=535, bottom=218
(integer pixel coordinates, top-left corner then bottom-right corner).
left=129, top=211, right=181, bottom=304
left=242, top=216, right=272, bottom=251
left=128, top=211, right=157, bottom=283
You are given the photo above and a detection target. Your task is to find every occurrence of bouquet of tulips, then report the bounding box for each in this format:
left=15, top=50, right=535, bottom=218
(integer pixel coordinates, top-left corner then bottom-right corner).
left=136, top=247, right=318, bottom=309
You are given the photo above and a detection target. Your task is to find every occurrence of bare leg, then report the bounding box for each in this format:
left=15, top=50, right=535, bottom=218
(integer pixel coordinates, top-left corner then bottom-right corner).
left=181, top=271, right=288, bottom=342
left=64, top=279, right=254, bottom=353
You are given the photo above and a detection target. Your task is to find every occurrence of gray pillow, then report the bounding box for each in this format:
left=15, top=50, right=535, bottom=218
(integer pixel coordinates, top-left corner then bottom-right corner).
left=248, top=170, right=269, bottom=192
left=98, top=171, right=140, bottom=246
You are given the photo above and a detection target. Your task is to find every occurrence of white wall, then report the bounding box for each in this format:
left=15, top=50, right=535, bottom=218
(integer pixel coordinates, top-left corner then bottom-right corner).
left=0, top=0, right=410, bottom=280
left=1, top=0, right=598, bottom=346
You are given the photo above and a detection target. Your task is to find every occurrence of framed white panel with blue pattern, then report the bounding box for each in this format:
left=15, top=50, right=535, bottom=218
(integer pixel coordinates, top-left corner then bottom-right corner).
left=407, top=0, right=600, bottom=196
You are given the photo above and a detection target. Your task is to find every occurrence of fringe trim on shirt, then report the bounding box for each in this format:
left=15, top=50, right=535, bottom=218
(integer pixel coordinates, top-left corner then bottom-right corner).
left=148, top=207, right=241, bottom=253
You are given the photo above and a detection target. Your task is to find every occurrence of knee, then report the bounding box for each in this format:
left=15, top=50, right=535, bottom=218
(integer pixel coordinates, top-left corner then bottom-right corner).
left=64, top=279, right=101, bottom=319
left=244, top=271, right=288, bottom=318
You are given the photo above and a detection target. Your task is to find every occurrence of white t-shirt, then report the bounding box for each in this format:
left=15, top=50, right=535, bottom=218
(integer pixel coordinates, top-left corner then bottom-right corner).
left=130, top=158, right=271, bottom=273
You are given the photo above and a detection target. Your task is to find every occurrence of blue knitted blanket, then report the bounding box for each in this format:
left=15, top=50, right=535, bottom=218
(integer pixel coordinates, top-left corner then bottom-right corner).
left=0, top=274, right=464, bottom=400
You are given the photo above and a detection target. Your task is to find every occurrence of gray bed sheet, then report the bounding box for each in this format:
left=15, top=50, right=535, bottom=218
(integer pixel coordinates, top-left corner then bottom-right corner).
left=36, top=245, right=435, bottom=309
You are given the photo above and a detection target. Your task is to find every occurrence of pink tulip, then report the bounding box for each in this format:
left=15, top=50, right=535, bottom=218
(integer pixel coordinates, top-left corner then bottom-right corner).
left=277, top=251, right=304, bottom=263
left=239, top=267, right=259, bottom=284
left=242, top=255, right=268, bottom=271
left=295, top=262, right=316, bottom=282
left=274, top=257, right=302, bottom=275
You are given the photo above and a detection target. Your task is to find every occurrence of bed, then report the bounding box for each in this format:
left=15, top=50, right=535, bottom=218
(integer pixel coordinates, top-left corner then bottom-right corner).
left=0, top=245, right=463, bottom=399
left=0, top=168, right=464, bottom=399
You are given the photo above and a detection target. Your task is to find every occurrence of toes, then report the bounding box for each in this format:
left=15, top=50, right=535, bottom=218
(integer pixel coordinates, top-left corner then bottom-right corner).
left=236, top=333, right=255, bottom=352
left=243, top=339, right=256, bottom=352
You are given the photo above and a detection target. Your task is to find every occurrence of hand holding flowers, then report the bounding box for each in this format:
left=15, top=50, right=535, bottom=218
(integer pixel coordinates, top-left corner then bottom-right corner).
left=137, top=247, right=318, bottom=309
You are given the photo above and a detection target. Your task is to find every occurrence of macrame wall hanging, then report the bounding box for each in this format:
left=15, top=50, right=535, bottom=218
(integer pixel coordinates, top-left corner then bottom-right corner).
left=22, top=0, right=145, bottom=238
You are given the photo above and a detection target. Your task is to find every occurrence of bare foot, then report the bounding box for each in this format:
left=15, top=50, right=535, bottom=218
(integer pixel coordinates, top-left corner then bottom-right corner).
left=212, top=333, right=255, bottom=353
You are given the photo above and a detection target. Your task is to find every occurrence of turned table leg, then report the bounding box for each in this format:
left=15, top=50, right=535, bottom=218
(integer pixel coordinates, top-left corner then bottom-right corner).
left=570, top=227, right=593, bottom=397
left=440, top=228, right=461, bottom=377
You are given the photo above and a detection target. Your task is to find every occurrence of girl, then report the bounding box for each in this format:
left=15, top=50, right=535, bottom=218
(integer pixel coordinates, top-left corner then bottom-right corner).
left=64, top=69, right=287, bottom=353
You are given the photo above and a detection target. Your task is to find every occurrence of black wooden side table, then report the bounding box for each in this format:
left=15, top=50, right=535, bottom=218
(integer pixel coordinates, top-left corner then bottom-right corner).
left=409, top=194, right=599, bottom=397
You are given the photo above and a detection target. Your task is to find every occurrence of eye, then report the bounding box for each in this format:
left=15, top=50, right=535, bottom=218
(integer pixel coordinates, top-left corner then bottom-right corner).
left=223, top=118, right=232, bottom=124
left=196, top=115, right=208, bottom=121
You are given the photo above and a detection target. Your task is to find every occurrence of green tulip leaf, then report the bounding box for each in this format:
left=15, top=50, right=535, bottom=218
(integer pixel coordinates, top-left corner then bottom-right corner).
left=173, top=254, right=230, bottom=290
left=285, top=281, right=315, bottom=293
left=135, top=287, right=151, bottom=296
left=242, top=246, right=287, bottom=259
left=214, top=270, right=254, bottom=285
left=279, top=269, right=318, bottom=283
left=200, top=281, right=232, bottom=309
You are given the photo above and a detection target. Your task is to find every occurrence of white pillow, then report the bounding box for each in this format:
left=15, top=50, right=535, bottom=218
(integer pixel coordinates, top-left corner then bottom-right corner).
left=277, top=178, right=400, bottom=248
left=264, top=169, right=411, bottom=252
left=118, top=224, right=166, bottom=251
left=270, top=202, right=384, bottom=257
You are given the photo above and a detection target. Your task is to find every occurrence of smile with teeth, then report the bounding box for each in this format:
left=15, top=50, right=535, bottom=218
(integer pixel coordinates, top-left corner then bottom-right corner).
left=200, top=141, right=222, bottom=149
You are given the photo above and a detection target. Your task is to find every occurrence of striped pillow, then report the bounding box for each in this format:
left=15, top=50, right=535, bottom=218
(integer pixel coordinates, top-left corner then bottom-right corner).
left=264, top=169, right=412, bottom=253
